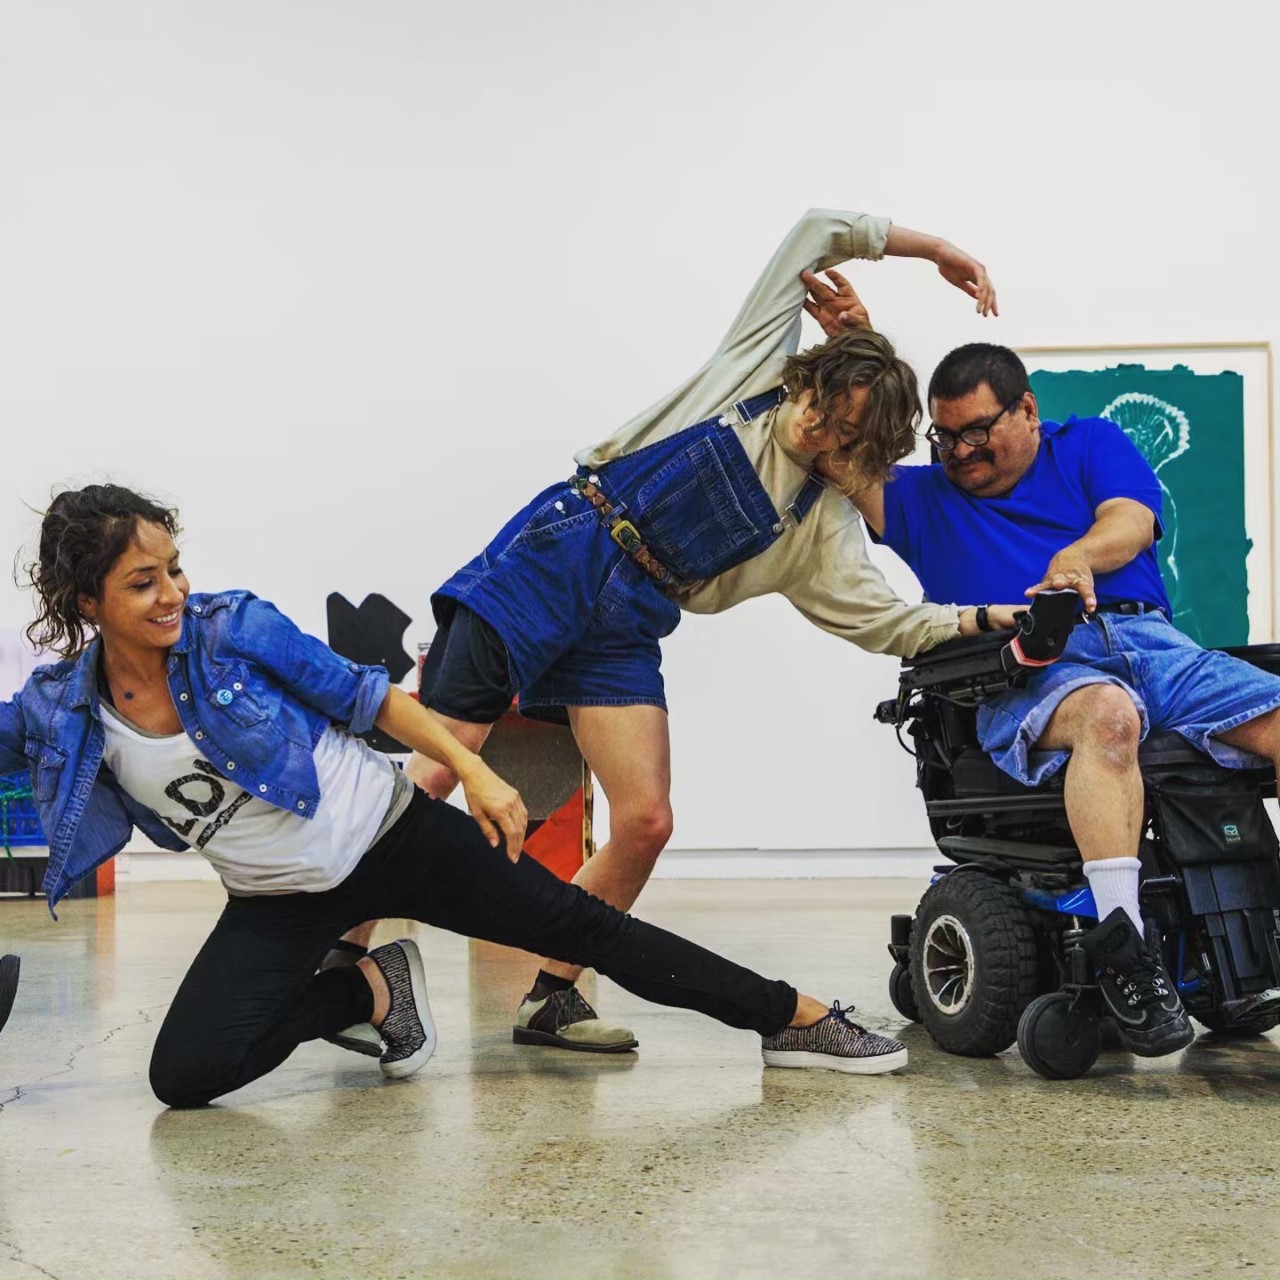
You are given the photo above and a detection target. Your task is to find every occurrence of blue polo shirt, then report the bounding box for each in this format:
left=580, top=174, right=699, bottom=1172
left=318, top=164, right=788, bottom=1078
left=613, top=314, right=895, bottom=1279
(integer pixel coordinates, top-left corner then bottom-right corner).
left=873, top=416, right=1171, bottom=613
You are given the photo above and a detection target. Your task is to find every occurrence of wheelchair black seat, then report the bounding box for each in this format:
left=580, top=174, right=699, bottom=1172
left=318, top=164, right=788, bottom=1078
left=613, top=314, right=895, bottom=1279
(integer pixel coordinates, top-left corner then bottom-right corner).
left=950, top=731, right=1258, bottom=800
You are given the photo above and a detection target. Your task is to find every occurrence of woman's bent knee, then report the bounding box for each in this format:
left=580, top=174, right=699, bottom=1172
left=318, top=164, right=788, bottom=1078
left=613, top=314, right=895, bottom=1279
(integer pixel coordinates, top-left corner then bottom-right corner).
left=149, top=1045, right=227, bottom=1109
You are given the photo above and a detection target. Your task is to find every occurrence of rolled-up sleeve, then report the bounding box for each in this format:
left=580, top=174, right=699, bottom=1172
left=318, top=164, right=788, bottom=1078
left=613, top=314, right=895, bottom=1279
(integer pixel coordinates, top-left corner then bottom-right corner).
left=237, top=598, right=390, bottom=733
left=784, top=517, right=960, bottom=657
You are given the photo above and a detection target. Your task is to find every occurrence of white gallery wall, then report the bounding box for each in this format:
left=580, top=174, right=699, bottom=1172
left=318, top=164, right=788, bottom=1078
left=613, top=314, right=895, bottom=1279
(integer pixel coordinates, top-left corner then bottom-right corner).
left=1, top=0, right=1277, bottom=860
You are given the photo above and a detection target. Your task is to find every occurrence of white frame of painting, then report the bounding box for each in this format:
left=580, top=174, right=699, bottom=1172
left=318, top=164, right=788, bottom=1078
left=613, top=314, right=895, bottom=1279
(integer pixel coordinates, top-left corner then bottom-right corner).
left=1016, top=343, right=1275, bottom=643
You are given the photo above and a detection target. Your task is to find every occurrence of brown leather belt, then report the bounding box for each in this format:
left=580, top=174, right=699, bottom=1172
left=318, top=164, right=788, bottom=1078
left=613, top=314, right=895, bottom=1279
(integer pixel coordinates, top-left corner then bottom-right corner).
left=569, top=474, right=681, bottom=591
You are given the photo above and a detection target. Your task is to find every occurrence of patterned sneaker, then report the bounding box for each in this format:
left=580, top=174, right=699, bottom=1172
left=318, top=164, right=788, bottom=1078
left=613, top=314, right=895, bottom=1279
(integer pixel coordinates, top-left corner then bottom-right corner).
left=513, top=987, right=638, bottom=1053
left=1082, top=909, right=1192, bottom=1057
left=762, top=1001, right=908, bottom=1075
left=368, top=938, right=437, bottom=1079
left=319, top=942, right=383, bottom=1058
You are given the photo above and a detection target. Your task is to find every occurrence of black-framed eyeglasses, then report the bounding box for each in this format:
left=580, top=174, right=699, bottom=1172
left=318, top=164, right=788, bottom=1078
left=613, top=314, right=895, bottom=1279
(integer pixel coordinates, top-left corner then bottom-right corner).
left=924, top=398, right=1022, bottom=452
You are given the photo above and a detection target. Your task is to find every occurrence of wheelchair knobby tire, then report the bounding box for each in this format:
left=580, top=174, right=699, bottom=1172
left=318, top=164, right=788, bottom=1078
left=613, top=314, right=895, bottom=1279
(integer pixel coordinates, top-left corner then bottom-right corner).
left=910, top=871, right=1038, bottom=1057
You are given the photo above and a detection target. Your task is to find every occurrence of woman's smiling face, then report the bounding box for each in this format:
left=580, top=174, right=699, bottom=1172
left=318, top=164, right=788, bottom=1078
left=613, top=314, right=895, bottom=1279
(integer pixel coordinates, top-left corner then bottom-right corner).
left=80, top=519, right=189, bottom=651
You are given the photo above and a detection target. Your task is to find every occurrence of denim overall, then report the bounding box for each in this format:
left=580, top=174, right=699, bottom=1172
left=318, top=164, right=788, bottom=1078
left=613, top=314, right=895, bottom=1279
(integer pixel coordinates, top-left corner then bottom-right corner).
left=433, top=389, right=825, bottom=720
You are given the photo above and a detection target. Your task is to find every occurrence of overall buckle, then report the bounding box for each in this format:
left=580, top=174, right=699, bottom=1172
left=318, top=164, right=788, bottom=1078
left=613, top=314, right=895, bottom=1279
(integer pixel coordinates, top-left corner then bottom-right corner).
left=609, top=519, right=643, bottom=553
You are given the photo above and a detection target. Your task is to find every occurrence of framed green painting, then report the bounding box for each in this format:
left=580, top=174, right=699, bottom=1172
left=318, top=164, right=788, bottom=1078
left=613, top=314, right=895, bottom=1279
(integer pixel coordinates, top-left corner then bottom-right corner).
left=1018, top=343, right=1274, bottom=646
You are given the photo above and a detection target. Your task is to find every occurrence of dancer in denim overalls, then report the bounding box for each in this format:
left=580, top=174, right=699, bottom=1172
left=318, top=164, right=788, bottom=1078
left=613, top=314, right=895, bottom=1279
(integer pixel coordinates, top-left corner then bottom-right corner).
left=339, top=206, right=1012, bottom=1052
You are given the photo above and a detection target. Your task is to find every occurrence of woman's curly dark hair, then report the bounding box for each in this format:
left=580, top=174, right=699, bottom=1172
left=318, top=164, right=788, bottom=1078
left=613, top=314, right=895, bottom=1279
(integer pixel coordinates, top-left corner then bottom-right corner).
left=20, top=485, right=181, bottom=658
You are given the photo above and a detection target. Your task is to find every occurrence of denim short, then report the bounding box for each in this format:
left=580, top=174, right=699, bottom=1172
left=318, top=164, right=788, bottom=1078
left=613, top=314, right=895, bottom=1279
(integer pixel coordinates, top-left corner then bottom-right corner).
left=978, top=611, right=1280, bottom=785
left=429, top=478, right=682, bottom=727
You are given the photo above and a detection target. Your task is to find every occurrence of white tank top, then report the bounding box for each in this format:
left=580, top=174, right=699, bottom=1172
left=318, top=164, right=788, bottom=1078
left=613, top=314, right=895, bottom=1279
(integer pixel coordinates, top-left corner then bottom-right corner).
left=100, top=702, right=407, bottom=895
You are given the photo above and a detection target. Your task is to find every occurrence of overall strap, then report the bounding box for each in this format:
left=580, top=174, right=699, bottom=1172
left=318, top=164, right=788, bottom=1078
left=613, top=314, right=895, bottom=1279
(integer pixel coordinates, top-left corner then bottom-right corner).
left=772, top=470, right=827, bottom=534
left=717, top=386, right=787, bottom=428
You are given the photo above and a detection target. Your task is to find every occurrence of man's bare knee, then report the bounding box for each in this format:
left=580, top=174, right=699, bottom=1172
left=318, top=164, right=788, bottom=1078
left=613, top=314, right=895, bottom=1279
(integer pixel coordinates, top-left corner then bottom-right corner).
left=1072, top=687, right=1141, bottom=765
left=610, top=803, right=674, bottom=863
left=1044, top=685, right=1140, bottom=758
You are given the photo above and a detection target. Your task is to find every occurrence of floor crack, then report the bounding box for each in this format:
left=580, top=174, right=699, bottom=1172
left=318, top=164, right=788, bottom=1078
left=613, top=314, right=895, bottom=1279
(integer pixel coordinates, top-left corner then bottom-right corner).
left=4, top=1004, right=164, bottom=1105
left=0, top=1235, right=63, bottom=1280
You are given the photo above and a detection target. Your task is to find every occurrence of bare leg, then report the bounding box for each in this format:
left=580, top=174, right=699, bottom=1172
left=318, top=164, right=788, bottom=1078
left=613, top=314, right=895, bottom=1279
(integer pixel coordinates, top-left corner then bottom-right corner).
left=404, top=714, right=494, bottom=800
left=535, top=704, right=674, bottom=984
left=338, top=712, right=495, bottom=950
left=1214, top=706, right=1280, bottom=775
left=1037, top=684, right=1145, bottom=862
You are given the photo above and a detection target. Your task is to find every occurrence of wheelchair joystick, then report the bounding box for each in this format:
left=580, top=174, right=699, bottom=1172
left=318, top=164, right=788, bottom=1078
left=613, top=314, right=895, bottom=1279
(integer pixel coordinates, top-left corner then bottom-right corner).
left=1002, top=589, right=1082, bottom=673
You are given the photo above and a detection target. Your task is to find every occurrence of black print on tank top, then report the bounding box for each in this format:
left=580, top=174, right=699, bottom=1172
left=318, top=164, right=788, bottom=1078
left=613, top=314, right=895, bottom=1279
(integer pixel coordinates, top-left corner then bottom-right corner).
left=162, top=758, right=253, bottom=849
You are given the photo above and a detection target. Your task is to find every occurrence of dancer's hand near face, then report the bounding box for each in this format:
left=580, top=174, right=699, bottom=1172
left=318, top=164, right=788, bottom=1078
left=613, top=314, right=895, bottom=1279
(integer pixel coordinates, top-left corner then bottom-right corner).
left=801, top=268, right=871, bottom=336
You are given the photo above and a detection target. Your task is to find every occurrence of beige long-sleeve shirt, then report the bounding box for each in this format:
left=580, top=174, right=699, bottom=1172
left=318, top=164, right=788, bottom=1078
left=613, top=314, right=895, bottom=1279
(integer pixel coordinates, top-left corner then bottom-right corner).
left=575, top=208, right=961, bottom=657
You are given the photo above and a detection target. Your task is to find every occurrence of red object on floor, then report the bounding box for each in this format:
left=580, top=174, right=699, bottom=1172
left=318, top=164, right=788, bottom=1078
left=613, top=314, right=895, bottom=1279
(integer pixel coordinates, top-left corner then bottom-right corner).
left=524, top=790, right=585, bottom=883
left=96, top=858, right=116, bottom=897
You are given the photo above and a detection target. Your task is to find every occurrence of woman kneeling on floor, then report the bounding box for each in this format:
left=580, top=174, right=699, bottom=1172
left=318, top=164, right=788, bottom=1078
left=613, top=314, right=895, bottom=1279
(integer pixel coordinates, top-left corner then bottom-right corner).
left=0, top=485, right=907, bottom=1106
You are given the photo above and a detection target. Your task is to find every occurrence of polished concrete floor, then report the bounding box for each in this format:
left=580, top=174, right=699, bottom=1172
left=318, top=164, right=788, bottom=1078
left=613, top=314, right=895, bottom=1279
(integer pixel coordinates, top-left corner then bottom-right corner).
left=1, top=878, right=1277, bottom=1280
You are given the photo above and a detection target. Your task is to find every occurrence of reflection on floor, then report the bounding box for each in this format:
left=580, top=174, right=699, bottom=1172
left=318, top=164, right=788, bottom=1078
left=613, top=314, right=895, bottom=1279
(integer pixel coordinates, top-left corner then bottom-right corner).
left=1, top=879, right=1277, bottom=1280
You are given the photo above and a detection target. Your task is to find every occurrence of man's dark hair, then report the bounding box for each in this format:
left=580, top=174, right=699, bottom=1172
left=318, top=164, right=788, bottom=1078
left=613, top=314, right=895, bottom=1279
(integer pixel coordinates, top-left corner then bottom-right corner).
left=20, top=484, right=181, bottom=657
left=927, top=342, right=1030, bottom=407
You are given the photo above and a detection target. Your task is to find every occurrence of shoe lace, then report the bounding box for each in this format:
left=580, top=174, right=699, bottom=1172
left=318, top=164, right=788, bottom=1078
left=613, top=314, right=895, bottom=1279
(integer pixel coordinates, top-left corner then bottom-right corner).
left=1113, top=956, right=1172, bottom=1007
left=829, top=1000, right=869, bottom=1035
left=551, top=987, right=594, bottom=1032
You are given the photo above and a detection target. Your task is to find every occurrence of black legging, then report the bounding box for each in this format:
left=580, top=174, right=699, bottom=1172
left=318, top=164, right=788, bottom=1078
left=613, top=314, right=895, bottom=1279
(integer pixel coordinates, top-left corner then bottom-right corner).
left=149, top=790, right=797, bottom=1107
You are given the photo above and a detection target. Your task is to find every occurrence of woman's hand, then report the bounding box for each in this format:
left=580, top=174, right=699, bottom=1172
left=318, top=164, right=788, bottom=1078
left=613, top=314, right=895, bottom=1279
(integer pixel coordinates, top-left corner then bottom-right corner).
left=457, top=755, right=528, bottom=862
left=933, top=241, right=998, bottom=317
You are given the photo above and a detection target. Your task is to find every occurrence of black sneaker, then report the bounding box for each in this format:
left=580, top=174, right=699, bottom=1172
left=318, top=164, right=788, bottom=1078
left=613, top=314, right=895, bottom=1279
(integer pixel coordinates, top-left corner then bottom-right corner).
left=513, top=987, right=638, bottom=1053
left=0, top=954, right=19, bottom=1035
left=761, top=1001, right=908, bottom=1075
left=367, top=938, right=437, bottom=1079
left=1082, top=909, right=1192, bottom=1057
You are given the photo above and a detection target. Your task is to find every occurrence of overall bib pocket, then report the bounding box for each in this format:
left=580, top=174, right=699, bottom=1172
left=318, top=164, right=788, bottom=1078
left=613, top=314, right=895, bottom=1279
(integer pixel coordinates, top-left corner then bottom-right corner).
left=635, top=436, right=765, bottom=580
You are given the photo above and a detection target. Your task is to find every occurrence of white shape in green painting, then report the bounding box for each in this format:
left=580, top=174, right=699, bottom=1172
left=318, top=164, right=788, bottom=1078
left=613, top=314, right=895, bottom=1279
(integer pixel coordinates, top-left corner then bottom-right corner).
left=1101, top=391, right=1195, bottom=640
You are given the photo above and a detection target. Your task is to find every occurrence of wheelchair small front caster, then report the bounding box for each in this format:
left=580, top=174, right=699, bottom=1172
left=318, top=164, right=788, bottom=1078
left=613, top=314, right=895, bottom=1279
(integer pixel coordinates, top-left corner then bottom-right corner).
left=1017, top=991, right=1101, bottom=1079
left=888, top=960, right=921, bottom=1022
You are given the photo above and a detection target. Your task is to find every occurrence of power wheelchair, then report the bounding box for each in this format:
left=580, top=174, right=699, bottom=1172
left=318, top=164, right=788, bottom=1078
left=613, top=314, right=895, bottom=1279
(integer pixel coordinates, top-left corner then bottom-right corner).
left=876, top=591, right=1280, bottom=1078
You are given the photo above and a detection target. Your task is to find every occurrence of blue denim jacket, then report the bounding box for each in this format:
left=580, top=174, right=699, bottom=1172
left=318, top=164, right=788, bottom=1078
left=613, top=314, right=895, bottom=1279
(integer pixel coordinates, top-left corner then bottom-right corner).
left=0, top=591, right=390, bottom=914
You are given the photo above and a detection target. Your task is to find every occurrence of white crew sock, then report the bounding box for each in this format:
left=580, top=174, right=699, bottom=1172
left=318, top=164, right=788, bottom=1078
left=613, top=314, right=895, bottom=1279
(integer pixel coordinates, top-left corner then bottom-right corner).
left=1082, top=857, right=1143, bottom=932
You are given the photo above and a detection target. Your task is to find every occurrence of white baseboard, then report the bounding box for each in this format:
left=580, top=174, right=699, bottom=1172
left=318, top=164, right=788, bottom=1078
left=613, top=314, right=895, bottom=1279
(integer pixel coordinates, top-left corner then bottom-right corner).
left=115, top=846, right=940, bottom=883
left=650, top=848, right=941, bottom=879
left=115, top=851, right=219, bottom=882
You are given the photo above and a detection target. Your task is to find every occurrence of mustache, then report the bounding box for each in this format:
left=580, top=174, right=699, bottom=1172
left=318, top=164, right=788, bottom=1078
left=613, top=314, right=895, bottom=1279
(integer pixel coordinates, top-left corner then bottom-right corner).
left=946, top=449, right=995, bottom=466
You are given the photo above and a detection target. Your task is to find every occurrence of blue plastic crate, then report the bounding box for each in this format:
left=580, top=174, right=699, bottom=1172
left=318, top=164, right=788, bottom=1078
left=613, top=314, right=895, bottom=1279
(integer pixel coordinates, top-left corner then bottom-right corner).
left=0, top=772, right=45, bottom=849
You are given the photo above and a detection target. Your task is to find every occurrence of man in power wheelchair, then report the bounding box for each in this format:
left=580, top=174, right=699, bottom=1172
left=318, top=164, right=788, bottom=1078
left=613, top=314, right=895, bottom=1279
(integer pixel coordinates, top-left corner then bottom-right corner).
left=852, top=339, right=1280, bottom=1078
left=877, top=590, right=1280, bottom=1078
left=796, top=272, right=1280, bottom=1077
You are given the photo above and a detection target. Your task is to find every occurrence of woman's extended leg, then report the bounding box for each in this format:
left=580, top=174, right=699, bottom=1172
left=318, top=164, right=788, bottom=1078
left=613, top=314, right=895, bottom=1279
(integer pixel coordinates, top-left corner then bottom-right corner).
left=370, top=791, right=906, bottom=1073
